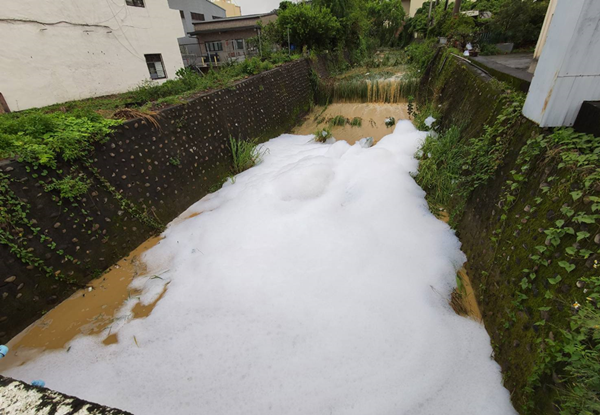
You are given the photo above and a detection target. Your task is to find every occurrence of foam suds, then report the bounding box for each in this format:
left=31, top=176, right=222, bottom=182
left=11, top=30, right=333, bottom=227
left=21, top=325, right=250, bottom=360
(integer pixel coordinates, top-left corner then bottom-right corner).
left=3, top=122, right=516, bottom=415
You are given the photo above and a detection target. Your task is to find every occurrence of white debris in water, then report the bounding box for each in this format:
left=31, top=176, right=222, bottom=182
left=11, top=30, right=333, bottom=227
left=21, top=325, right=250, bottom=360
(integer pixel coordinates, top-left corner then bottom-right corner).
left=358, top=136, right=374, bottom=148
left=424, top=116, right=437, bottom=128
left=5, top=121, right=517, bottom=415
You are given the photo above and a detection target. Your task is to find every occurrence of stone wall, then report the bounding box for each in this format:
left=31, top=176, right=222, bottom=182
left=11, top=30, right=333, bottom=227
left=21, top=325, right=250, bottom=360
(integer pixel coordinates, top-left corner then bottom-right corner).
left=0, top=59, right=313, bottom=344
left=0, top=376, right=131, bottom=415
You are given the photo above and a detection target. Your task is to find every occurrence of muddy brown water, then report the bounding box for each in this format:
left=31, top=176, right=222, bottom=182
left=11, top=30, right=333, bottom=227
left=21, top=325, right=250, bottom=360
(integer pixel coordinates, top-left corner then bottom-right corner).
left=0, top=236, right=163, bottom=371
left=0, top=104, right=481, bottom=371
left=438, top=211, right=482, bottom=322
left=293, top=103, right=409, bottom=145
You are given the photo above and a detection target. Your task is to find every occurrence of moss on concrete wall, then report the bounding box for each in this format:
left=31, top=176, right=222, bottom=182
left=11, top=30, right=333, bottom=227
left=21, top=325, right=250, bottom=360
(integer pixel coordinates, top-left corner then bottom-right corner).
left=418, top=50, right=600, bottom=414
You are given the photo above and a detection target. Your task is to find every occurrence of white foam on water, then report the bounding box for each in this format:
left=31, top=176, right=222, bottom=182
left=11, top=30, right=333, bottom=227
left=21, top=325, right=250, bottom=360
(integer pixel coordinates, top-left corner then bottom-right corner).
left=4, top=121, right=517, bottom=415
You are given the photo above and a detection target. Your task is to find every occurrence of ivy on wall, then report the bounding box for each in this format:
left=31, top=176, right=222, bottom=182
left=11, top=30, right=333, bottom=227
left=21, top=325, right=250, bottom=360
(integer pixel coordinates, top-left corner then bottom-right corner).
left=414, top=49, right=600, bottom=414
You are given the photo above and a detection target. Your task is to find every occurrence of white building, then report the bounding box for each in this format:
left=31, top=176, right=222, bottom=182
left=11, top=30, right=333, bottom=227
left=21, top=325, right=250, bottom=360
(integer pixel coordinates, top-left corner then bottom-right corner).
left=0, top=0, right=185, bottom=112
left=167, top=0, right=226, bottom=66
left=523, top=0, right=600, bottom=127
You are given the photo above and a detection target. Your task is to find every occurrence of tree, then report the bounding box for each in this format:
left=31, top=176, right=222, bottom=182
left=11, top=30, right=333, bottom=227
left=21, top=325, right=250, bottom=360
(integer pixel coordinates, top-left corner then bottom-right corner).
left=274, top=3, right=343, bottom=51
left=452, top=0, right=462, bottom=15
left=488, top=0, right=549, bottom=46
left=366, top=0, right=406, bottom=47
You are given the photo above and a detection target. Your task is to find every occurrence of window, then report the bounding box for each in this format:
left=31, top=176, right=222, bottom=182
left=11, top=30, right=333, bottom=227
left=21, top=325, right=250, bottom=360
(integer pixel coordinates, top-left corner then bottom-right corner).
left=125, top=0, right=144, bottom=7
left=145, top=54, right=166, bottom=80
left=191, top=12, right=205, bottom=21
left=179, top=10, right=185, bottom=19
left=206, top=41, right=223, bottom=52
left=234, top=39, right=244, bottom=50
left=212, top=16, right=223, bottom=19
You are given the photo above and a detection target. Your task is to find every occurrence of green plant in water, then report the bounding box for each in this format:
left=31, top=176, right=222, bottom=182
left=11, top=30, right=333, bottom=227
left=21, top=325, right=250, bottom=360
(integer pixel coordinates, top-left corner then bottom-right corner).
left=329, top=115, right=347, bottom=127
left=385, top=117, right=396, bottom=127
left=314, top=128, right=333, bottom=143
left=169, top=157, right=181, bottom=166
left=350, top=117, right=362, bottom=127
left=229, top=136, right=265, bottom=175
left=407, top=95, right=415, bottom=118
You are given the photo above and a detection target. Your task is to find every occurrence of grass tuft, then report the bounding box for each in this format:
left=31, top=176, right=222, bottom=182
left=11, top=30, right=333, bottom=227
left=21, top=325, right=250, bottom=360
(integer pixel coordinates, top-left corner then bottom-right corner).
left=329, top=115, right=348, bottom=127
left=229, top=136, right=266, bottom=175
left=314, top=128, right=333, bottom=143
left=350, top=117, right=362, bottom=127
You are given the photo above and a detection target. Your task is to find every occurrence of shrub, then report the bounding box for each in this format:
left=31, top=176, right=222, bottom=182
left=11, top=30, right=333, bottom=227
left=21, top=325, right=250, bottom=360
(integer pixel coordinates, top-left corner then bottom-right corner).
left=229, top=137, right=266, bottom=175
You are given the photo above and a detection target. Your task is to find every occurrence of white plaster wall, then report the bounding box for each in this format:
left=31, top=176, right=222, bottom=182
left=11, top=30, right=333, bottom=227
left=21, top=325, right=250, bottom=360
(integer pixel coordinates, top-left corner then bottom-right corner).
left=523, top=0, right=600, bottom=127
left=409, top=0, right=427, bottom=17
left=0, top=0, right=185, bottom=111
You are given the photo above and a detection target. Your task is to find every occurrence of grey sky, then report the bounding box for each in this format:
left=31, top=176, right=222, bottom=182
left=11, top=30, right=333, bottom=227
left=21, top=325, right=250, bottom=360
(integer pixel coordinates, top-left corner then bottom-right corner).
left=234, top=0, right=283, bottom=15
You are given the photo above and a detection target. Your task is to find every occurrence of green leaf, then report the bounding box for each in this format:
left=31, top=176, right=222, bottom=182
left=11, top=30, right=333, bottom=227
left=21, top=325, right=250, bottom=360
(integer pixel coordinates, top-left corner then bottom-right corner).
left=548, top=275, right=562, bottom=285
left=555, top=219, right=565, bottom=228
left=570, top=191, right=583, bottom=201
left=558, top=261, right=576, bottom=273
left=577, top=231, right=590, bottom=241
left=538, top=306, right=551, bottom=311
left=565, top=246, right=577, bottom=255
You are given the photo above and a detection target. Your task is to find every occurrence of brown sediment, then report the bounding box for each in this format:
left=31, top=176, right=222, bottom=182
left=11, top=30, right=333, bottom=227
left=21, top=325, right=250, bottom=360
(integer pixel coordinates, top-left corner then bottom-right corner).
left=438, top=209, right=483, bottom=322
left=0, top=235, right=163, bottom=371
left=184, top=211, right=202, bottom=220
left=293, top=103, right=409, bottom=145
left=131, top=285, right=169, bottom=319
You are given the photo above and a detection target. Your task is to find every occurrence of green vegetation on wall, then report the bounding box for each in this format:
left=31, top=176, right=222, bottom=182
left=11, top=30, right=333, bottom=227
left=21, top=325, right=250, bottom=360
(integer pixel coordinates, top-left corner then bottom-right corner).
left=414, top=49, right=600, bottom=415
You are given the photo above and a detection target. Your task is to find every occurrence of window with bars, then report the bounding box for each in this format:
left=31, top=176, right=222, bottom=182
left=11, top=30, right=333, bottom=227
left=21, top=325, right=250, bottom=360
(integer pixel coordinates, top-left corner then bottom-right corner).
left=233, top=39, right=244, bottom=50
left=206, top=41, right=223, bottom=52
left=145, top=54, right=166, bottom=80
left=125, top=0, right=144, bottom=7
left=191, top=12, right=205, bottom=21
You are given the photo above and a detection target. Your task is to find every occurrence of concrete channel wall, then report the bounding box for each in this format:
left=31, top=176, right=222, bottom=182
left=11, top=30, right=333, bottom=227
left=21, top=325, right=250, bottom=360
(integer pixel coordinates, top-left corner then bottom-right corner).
left=419, top=50, right=599, bottom=413
left=0, top=59, right=313, bottom=344
left=0, top=376, right=131, bottom=415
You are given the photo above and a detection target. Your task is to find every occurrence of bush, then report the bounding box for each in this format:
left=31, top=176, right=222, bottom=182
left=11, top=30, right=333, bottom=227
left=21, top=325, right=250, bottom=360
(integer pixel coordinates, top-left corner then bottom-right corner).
left=273, top=3, right=342, bottom=51
left=406, top=38, right=438, bottom=71
left=0, top=112, right=121, bottom=166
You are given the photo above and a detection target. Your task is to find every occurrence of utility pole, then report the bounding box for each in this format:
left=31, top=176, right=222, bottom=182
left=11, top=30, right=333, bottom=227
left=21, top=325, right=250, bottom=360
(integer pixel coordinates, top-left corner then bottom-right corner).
left=287, top=27, right=291, bottom=57
left=453, top=0, right=462, bottom=16
left=444, top=0, right=449, bottom=10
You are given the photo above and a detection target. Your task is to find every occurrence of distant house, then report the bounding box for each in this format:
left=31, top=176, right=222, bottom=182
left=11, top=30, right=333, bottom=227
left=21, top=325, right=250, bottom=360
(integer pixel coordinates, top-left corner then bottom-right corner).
left=402, top=0, right=427, bottom=17
left=189, top=12, right=278, bottom=66
left=0, top=0, right=185, bottom=111
left=167, top=0, right=227, bottom=66
left=209, top=0, right=242, bottom=17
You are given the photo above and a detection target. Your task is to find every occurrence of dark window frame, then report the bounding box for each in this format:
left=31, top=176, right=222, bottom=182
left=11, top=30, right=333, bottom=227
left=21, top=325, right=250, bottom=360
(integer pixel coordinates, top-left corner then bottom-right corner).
left=190, top=12, right=205, bottom=21
left=206, top=41, right=223, bottom=52
left=125, top=0, right=145, bottom=8
left=212, top=15, right=223, bottom=19
left=179, top=10, right=185, bottom=19
left=145, top=54, right=167, bottom=80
